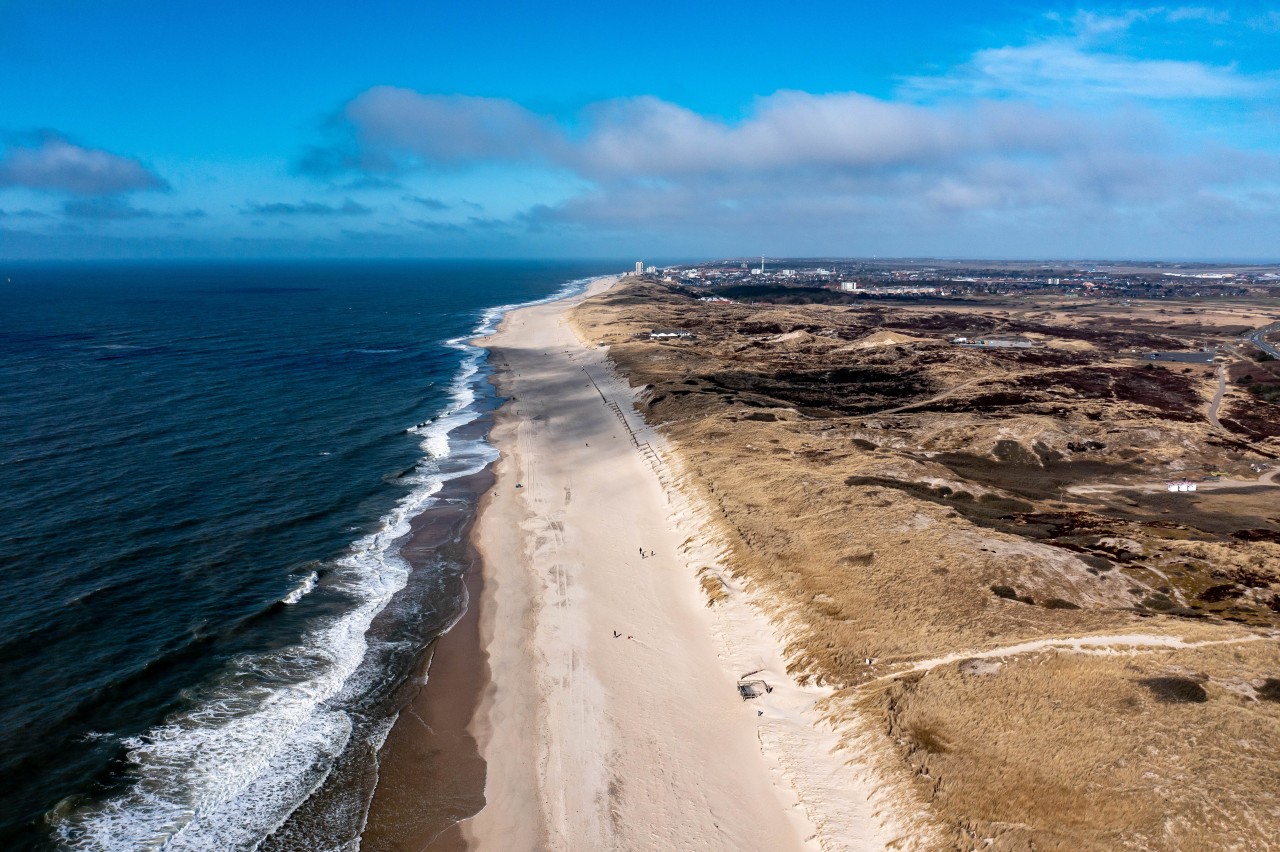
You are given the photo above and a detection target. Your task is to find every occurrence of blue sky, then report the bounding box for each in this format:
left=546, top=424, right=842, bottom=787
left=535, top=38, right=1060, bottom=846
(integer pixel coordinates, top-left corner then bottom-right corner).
left=1, top=0, right=1278, bottom=259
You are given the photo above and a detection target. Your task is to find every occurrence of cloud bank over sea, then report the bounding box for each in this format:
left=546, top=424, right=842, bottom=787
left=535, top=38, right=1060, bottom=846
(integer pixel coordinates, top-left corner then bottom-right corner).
left=293, top=80, right=1278, bottom=257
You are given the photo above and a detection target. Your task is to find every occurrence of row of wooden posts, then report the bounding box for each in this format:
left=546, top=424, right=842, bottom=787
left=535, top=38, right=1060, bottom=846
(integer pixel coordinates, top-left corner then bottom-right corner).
left=584, top=367, right=669, bottom=482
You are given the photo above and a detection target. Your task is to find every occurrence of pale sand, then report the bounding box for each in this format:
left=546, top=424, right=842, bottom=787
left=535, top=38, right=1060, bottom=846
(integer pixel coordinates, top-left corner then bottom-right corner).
left=462, top=276, right=900, bottom=851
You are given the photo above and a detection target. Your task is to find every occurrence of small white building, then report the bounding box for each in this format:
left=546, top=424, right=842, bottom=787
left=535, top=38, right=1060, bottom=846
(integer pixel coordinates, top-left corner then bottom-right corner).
left=649, top=328, right=693, bottom=340
left=1166, top=481, right=1198, bottom=492
left=955, top=337, right=1035, bottom=349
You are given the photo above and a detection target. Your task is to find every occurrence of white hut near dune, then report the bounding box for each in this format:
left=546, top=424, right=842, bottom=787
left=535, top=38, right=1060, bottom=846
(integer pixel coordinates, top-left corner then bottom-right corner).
left=648, top=328, right=693, bottom=340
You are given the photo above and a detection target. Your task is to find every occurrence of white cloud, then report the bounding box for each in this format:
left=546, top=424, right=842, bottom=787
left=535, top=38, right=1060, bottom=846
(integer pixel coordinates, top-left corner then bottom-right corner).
left=308, top=88, right=1112, bottom=181
left=300, top=86, right=564, bottom=175
left=903, top=6, right=1273, bottom=104
left=0, top=132, right=168, bottom=195
left=298, top=84, right=1280, bottom=248
left=1165, top=7, right=1231, bottom=25
left=906, top=39, right=1268, bottom=101
left=574, top=93, right=972, bottom=177
left=1247, top=10, right=1280, bottom=31
left=1069, top=7, right=1231, bottom=35
left=1070, top=8, right=1154, bottom=37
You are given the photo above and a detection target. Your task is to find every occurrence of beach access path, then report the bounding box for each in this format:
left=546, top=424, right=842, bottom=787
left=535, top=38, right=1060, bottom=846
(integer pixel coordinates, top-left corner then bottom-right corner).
left=462, top=277, right=808, bottom=851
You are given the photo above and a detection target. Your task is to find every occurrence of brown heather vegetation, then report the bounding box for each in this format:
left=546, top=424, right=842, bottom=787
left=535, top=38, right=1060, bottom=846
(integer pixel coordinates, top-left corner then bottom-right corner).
left=572, top=280, right=1280, bottom=850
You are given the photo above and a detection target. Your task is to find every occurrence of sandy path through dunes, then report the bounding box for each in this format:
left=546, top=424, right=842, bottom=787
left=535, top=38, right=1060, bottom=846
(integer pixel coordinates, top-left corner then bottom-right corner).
left=864, top=631, right=1268, bottom=687
left=462, top=277, right=806, bottom=851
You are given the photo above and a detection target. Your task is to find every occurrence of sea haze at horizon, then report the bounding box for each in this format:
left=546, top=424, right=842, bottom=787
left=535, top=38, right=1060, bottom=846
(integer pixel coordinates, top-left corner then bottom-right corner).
left=0, top=259, right=620, bottom=850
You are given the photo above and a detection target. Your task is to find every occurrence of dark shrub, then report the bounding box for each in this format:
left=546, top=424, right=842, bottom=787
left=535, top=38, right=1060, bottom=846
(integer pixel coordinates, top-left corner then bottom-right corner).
left=1198, top=584, right=1242, bottom=603
left=1140, top=676, right=1208, bottom=703
left=1232, top=529, right=1280, bottom=544
left=909, top=722, right=949, bottom=754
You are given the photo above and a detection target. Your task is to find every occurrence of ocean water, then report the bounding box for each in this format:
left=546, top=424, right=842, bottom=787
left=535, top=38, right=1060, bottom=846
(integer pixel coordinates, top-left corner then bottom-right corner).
left=0, top=260, right=616, bottom=850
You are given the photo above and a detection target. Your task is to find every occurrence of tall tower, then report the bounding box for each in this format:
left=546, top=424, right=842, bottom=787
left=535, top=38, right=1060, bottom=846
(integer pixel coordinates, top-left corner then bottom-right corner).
left=759, top=256, right=765, bottom=273
left=635, top=261, right=644, bottom=275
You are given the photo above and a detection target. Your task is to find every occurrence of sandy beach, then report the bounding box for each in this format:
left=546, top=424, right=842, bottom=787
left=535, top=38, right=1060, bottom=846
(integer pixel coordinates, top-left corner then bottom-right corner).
left=449, top=276, right=819, bottom=850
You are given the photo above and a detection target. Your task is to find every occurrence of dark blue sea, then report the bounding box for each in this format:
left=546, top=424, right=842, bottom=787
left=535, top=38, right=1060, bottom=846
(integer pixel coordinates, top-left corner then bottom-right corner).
left=0, top=260, right=619, bottom=850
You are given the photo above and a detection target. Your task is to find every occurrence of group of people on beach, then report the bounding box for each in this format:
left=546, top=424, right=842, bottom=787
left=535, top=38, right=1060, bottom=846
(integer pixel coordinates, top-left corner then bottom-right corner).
left=613, top=547, right=656, bottom=640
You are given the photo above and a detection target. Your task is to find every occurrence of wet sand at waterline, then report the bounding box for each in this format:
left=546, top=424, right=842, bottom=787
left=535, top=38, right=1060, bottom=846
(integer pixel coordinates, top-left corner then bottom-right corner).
left=361, top=467, right=492, bottom=852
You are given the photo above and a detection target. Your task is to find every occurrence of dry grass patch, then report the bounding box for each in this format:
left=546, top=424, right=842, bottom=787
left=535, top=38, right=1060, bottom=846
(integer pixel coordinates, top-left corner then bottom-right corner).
left=696, top=566, right=729, bottom=606
left=850, top=641, right=1280, bottom=850
left=571, top=281, right=1280, bottom=849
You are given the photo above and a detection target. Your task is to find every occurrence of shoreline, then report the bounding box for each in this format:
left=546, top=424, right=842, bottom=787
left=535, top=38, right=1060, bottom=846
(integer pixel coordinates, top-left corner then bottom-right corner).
left=359, top=466, right=494, bottom=852
left=358, top=277, right=612, bottom=849
left=364, top=272, right=896, bottom=850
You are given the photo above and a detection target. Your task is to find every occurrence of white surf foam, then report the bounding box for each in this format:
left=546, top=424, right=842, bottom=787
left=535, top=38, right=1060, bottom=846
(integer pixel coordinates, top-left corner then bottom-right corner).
left=282, top=572, right=318, bottom=605
left=49, top=275, right=602, bottom=852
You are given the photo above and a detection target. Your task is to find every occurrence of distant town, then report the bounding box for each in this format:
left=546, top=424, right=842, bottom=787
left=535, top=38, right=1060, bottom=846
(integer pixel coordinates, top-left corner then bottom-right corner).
left=629, top=258, right=1280, bottom=301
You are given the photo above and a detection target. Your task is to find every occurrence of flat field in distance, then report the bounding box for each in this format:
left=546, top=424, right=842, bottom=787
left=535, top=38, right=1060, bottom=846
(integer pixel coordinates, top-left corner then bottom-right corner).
left=573, top=274, right=1280, bottom=851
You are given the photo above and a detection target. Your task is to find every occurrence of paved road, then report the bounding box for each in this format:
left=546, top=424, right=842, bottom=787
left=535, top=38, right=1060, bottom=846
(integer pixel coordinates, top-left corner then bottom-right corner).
left=1244, top=320, right=1280, bottom=360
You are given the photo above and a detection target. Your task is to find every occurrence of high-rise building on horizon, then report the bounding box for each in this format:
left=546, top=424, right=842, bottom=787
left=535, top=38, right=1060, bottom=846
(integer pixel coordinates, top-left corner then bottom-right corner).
left=635, top=261, right=644, bottom=275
